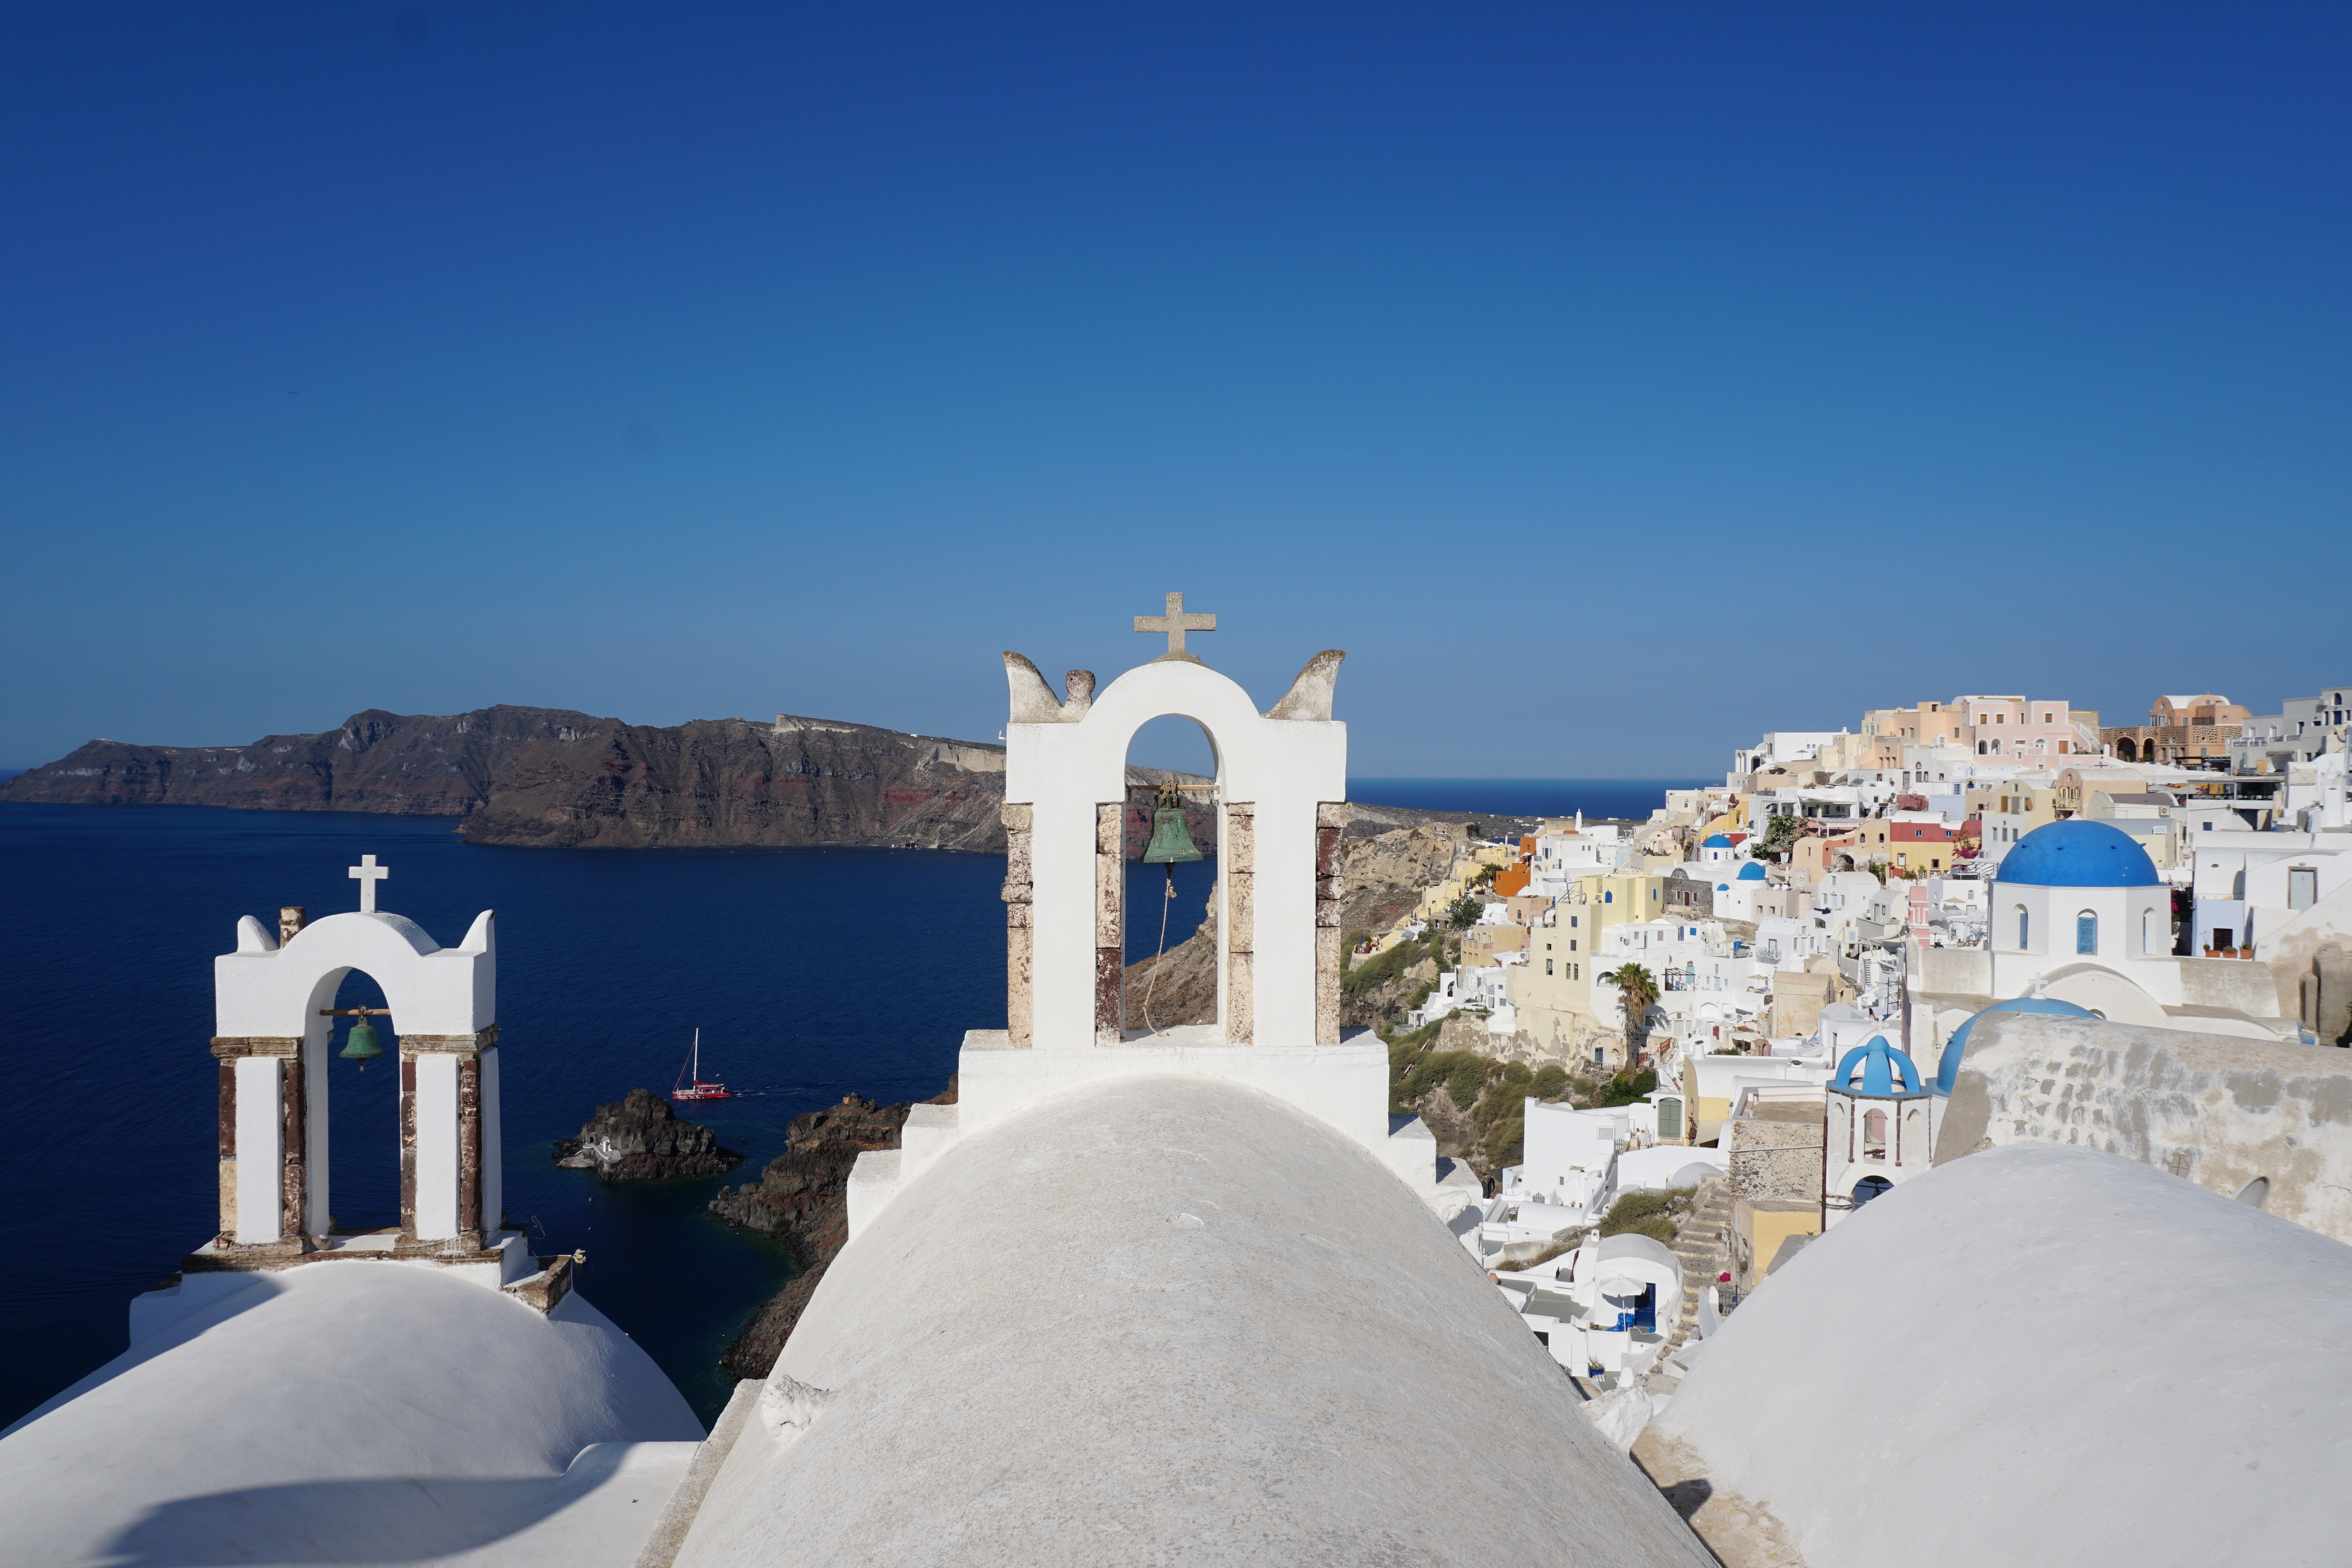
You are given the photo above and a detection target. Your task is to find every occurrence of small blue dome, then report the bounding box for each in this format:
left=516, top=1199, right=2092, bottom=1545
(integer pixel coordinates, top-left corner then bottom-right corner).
left=1832, top=1036, right=1928, bottom=1096
left=1702, top=834, right=1734, bottom=848
left=1996, top=820, right=2159, bottom=888
left=1935, top=998, right=2097, bottom=1095
left=1737, top=862, right=1769, bottom=881
left=1715, top=883, right=1730, bottom=892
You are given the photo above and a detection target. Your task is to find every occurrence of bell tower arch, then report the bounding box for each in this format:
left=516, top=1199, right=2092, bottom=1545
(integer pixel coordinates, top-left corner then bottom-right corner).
left=1000, top=597, right=1348, bottom=1051
left=209, top=860, right=501, bottom=1258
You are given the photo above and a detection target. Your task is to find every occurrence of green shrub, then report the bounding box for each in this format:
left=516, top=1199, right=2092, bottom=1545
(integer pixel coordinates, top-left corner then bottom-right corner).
left=1398, top=1048, right=1477, bottom=1107
left=1501, top=1059, right=1534, bottom=1087
left=1344, top=941, right=1412, bottom=997
left=1592, top=1068, right=1659, bottom=1108
left=1482, top=1109, right=1525, bottom=1169
left=1598, top=1186, right=1697, bottom=1245
left=1531, top=1064, right=1571, bottom=1101
left=1444, top=1056, right=1494, bottom=1110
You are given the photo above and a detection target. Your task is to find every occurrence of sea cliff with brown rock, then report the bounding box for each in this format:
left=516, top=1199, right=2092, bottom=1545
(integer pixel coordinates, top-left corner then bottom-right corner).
left=1, top=704, right=1261, bottom=854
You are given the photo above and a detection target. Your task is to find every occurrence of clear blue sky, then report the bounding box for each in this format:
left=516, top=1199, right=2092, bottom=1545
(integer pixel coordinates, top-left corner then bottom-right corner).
left=4, top=4, right=2346, bottom=777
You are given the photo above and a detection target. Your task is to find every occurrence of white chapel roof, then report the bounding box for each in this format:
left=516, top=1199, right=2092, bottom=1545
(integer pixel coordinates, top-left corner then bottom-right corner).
left=0, top=1262, right=701, bottom=1566
left=1646, top=1142, right=2352, bottom=1567
left=674, top=1075, right=1712, bottom=1566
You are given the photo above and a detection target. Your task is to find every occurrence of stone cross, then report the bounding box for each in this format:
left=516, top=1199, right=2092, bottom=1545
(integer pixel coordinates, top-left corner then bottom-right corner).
left=1134, top=591, right=1215, bottom=660
left=349, top=854, right=389, bottom=914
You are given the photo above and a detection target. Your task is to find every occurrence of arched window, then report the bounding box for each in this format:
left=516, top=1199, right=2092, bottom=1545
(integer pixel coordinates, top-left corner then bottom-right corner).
left=2076, top=911, right=2098, bottom=955
left=2016, top=907, right=2030, bottom=950
left=1863, top=1107, right=1887, bottom=1148
left=2141, top=910, right=2151, bottom=953
left=1852, top=1175, right=1894, bottom=1208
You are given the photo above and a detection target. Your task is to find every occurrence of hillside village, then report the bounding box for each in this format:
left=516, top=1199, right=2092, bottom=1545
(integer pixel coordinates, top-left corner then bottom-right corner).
left=1345, top=682, right=2352, bottom=1440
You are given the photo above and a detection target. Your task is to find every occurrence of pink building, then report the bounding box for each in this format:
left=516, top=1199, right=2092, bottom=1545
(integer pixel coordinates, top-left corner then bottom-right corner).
left=1953, top=696, right=2085, bottom=760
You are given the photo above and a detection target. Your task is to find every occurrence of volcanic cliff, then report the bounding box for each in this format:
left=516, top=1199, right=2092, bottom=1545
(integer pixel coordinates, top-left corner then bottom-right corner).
left=2, top=706, right=1237, bottom=854
left=5, top=706, right=1515, bottom=853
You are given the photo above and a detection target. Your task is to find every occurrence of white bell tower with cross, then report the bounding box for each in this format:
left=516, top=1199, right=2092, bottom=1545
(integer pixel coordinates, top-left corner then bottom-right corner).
left=185, top=855, right=557, bottom=1308
left=845, top=592, right=1448, bottom=1239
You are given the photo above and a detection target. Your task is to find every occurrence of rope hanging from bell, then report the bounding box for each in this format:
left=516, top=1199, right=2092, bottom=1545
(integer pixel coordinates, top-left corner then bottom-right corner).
left=1138, top=781, right=1205, bottom=1034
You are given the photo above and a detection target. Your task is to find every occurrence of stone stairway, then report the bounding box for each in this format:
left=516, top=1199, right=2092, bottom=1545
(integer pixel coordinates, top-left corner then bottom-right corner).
left=1665, top=1176, right=1733, bottom=1358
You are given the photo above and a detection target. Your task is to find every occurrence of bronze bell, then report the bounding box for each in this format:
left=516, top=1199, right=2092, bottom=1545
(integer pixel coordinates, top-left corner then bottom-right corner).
left=339, top=1016, right=385, bottom=1069
left=1142, top=806, right=1203, bottom=864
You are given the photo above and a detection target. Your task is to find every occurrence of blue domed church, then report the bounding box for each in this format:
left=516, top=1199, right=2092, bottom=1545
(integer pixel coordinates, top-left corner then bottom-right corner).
left=1988, top=820, right=2177, bottom=1021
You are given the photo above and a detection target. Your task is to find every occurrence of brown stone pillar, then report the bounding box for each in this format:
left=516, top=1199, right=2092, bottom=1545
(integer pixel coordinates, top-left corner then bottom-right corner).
left=1095, top=802, right=1124, bottom=1045
left=1315, top=802, right=1351, bottom=1044
left=456, top=1053, right=483, bottom=1243
left=1224, top=803, right=1255, bottom=1044
left=211, top=1042, right=239, bottom=1243
left=397, top=1053, right=419, bottom=1240
left=1003, top=803, right=1034, bottom=1047
left=280, top=1052, right=307, bottom=1242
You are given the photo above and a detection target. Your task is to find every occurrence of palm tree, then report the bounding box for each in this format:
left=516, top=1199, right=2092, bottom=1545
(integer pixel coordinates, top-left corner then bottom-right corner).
left=1601, top=962, right=1660, bottom=1065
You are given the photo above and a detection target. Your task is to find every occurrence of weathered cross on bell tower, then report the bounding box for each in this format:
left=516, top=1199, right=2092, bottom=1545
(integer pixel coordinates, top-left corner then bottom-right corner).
left=1135, top=591, right=1216, bottom=661
left=349, top=854, right=390, bottom=914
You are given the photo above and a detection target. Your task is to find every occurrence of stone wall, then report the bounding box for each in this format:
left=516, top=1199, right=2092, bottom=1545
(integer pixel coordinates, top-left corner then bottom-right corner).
left=1936, top=1012, right=2352, bottom=1243
left=1725, top=1104, right=1824, bottom=1206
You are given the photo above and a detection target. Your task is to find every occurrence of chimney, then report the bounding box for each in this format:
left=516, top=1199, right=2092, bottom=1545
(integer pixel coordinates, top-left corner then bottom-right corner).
left=279, top=906, right=308, bottom=947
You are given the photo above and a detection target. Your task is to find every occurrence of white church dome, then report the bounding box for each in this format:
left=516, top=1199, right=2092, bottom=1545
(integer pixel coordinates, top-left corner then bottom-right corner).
left=673, top=1075, right=1713, bottom=1566
left=1647, top=1143, right=2352, bottom=1567
left=0, top=1261, right=701, bottom=1564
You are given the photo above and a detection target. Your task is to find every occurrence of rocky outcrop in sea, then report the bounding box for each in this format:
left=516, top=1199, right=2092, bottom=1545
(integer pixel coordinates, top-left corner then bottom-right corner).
left=553, top=1088, right=744, bottom=1181
left=711, top=1082, right=954, bottom=1381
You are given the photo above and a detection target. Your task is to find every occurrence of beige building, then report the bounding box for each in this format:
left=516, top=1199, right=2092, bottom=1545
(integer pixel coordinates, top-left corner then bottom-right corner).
left=1458, top=924, right=1528, bottom=967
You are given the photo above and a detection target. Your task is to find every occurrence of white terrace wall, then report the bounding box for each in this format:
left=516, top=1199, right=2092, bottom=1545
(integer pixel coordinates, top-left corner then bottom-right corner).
left=1935, top=1012, right=2352, bottom=1243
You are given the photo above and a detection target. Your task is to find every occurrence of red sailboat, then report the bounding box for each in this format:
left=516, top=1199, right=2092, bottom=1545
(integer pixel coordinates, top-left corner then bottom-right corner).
left=671, top=1028, right=731, bottom=1102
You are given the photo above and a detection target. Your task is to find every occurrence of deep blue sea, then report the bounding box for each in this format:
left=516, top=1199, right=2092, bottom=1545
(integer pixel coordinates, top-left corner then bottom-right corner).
left=0, top=803, right=1222, bottom=1430
left=0, top=780, right=1658, bottom=1429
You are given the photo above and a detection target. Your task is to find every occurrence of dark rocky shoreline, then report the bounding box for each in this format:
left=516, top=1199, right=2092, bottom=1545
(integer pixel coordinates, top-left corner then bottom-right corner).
left=708, top=1081, right=956, bottom=1382
left=553, top=1088, right=746, bottom=1181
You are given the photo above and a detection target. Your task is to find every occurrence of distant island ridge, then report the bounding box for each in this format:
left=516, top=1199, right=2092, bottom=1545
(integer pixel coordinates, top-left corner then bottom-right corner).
left=0, top=707, right=1699, bottom=848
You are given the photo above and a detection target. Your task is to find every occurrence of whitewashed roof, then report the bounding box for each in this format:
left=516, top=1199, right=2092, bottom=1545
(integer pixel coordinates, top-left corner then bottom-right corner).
left=1650, top=1143, right=2352, bottom=1566
left=675, top=1076, right=1713, bottom=1566
left=0, top=1263, right=700, bottom=1565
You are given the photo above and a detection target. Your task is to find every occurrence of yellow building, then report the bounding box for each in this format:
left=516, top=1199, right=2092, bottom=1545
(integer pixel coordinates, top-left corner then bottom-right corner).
left=1509, top=872, right=1668, bottom=1009
left=1967, top=781, right=2060, bottom=860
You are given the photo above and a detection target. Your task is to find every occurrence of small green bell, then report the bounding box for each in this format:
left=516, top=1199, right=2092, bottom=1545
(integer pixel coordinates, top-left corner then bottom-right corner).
left=1142, top=807, right=1203, bottom=864
left=339, top=1016, right=384, bottom=1068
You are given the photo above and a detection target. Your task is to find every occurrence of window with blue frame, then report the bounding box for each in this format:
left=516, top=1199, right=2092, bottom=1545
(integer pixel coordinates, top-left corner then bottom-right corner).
left=2077, top=911, right=2097, bottom=954
left=2017, top=908, right=2030, bottom=948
